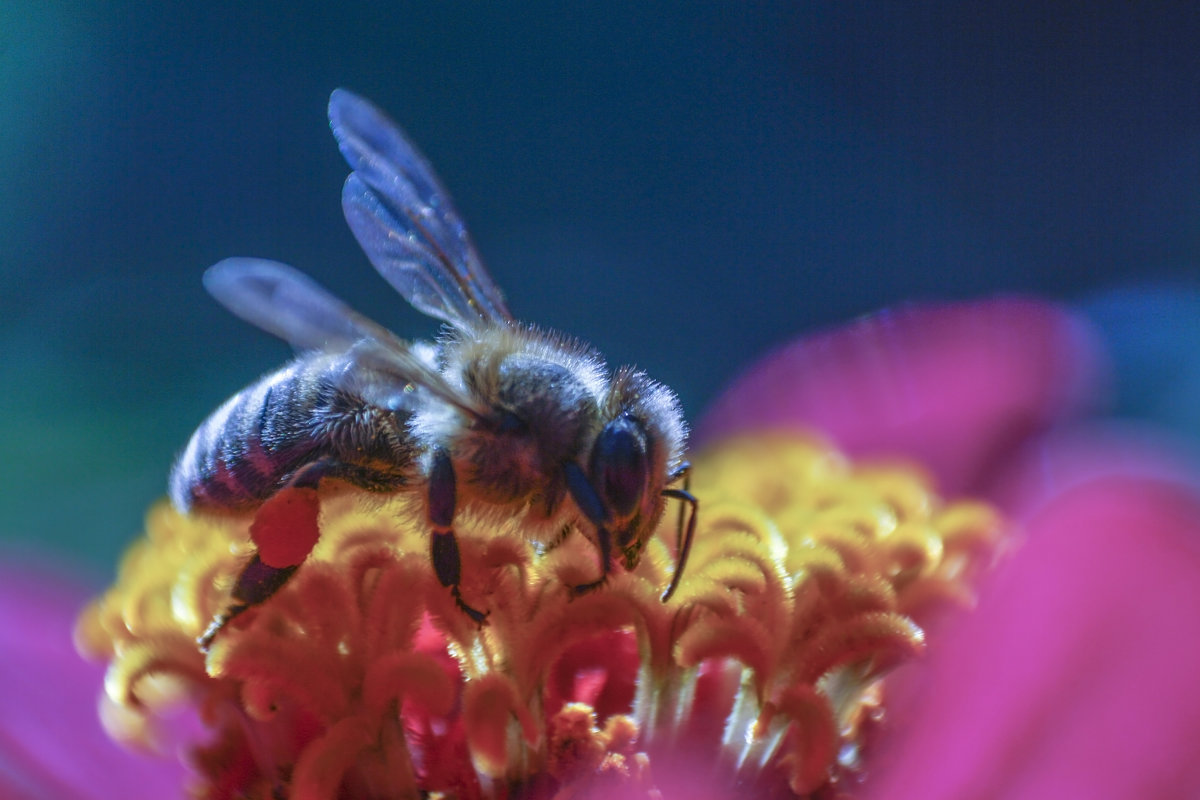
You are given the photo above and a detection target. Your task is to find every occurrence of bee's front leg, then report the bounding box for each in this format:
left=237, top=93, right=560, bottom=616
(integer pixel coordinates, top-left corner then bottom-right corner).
left=428, top=448, right=487, bottom=624
left=566, top=525, right=612, bottom=596
left=563, top=461, right=613, bottom=596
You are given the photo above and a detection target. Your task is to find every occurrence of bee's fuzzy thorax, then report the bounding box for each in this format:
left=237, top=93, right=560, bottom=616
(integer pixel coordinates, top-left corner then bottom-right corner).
left=415, top=323, right=687, bottom=541
left=444, top=322, right=608, bottom=393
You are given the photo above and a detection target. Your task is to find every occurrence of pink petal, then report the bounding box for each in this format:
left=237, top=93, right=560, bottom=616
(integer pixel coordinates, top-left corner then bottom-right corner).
left=697, top=299, right=1104, bottom=497
left=863, top=475, right=1200, bottom=798
left=990, top=420, right=1200, bottom=523
left=0, top=557, right=188, bottom=800
left=544, top=630, right=638, bottom=719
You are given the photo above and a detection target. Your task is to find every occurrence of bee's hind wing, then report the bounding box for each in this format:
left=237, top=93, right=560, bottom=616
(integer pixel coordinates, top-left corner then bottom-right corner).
left=329, top=88, right=514, bottom=331
left=204, top=258, right=487, bottom=418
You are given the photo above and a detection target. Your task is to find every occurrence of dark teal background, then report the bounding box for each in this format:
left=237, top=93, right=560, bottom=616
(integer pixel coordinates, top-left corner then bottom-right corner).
left=4, top=2, right=1200, bottom=578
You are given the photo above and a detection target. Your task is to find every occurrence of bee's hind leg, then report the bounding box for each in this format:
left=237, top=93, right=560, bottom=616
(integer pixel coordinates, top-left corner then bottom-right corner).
left=428, top=448, right=487, bottom=624
left=198, top=554, right=298, bottom=651
left=199, top=459, right=337, bottom=652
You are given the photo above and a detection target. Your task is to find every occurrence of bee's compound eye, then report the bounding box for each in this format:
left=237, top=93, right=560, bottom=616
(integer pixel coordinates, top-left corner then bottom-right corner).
left=590, top=414, right=648, bottom=519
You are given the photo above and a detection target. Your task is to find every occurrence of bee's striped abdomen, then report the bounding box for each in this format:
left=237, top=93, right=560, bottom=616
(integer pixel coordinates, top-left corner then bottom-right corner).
left=170, top=352, right=422, bottom=514
left=170, top=359, right=321, bottom=511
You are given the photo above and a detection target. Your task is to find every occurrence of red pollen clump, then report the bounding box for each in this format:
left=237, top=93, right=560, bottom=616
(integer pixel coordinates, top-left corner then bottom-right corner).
left=250, top=487, right=321, bottom=568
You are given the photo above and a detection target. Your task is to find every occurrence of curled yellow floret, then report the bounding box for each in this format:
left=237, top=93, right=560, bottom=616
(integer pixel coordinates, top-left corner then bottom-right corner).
left=75, top=432, right=1004, bottom=799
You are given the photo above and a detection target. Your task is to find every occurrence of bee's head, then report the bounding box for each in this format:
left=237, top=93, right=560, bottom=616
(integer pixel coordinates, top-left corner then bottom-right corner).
left=565, top=368, right=689, bottom=575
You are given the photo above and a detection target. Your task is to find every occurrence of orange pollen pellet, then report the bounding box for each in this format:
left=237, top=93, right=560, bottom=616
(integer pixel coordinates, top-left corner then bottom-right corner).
left=250, top=486, right=322, bottom=568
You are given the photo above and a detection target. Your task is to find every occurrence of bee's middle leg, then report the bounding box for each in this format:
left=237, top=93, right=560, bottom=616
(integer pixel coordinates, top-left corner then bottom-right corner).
left=428, top=448, right=487, bottom=624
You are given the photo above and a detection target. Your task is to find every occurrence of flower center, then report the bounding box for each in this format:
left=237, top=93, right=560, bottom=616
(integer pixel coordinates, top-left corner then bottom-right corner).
left=76, top=432, right=1003, bottom=798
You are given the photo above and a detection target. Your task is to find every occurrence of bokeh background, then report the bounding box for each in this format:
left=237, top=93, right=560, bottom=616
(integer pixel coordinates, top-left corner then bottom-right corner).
left=4, top=2, right=1200, bottom=579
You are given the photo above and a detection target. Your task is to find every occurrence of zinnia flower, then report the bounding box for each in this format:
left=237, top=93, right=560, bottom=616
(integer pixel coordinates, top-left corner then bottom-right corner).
left=2, top=295, right=1185, bottom=798
left=74, top=426, right=1001, bottom=799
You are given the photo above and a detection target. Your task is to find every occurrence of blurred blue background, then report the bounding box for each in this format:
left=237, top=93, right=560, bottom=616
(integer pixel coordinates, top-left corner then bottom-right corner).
left=3, top=2, right=1199, bottom=577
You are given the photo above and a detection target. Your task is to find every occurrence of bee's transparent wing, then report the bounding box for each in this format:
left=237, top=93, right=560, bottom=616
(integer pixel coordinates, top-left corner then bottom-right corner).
left=204, top=258, right=486, bottom=417
left=204, top=258, right=374, bottom=349
left=329, top=88, right=513, bottom=331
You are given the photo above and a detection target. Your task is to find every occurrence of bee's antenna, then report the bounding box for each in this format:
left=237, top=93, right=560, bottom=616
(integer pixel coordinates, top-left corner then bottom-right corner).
left=660, top=466, right=697, bottom=602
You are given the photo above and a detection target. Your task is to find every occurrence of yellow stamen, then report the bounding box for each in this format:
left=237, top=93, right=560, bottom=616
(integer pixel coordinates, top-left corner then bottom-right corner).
left=76, top=432, right=1004, bottom=798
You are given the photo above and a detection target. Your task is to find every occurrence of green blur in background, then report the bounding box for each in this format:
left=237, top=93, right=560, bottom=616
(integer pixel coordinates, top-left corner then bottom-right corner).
left=4, top=1, right=1200, bottom=580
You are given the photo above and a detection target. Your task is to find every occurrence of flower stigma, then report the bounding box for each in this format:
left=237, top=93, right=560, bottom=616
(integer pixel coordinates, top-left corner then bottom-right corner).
left=75, top=432, right=1004, bottom=799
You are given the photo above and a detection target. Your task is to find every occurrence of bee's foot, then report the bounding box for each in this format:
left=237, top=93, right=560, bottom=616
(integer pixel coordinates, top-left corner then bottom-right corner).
left=569, top=578, right=607, bottom=598
left=197, top=604, right=248, bottom=653
left=452, top=588, right=488, bottom=625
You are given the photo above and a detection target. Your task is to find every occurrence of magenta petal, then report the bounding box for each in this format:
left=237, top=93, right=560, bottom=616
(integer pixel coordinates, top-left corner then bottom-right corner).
left=863, top=476, right=1200, bottom=799
left=696, top=299, right=1104, bottom=496
left=990, top=420, right=1200, bottom=523
left=0, top=559, right=188, bottom=800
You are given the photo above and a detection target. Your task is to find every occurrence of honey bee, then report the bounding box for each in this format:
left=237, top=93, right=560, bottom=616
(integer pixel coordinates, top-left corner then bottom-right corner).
left=170, top=89, right=697, bottom=648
